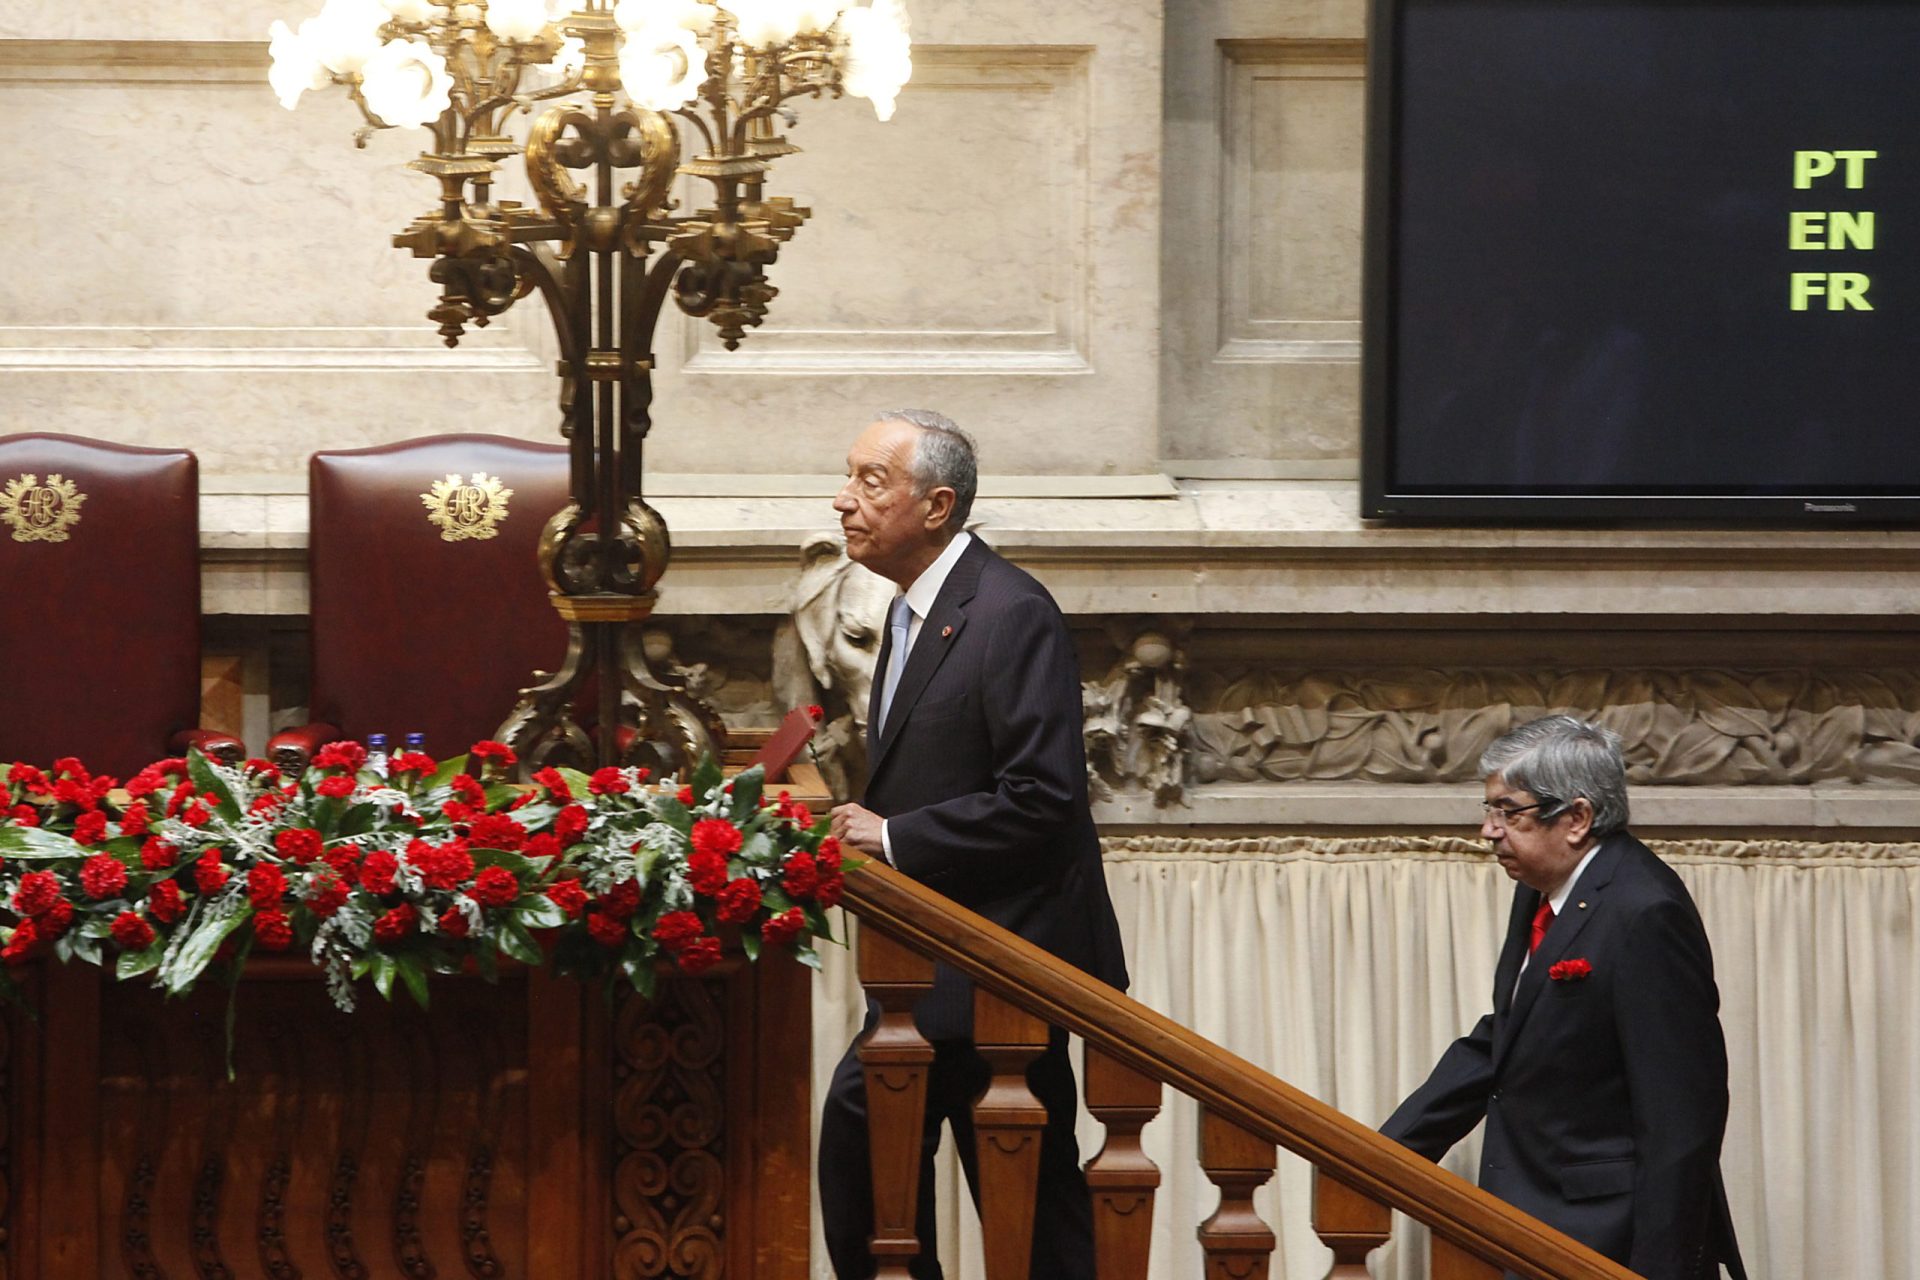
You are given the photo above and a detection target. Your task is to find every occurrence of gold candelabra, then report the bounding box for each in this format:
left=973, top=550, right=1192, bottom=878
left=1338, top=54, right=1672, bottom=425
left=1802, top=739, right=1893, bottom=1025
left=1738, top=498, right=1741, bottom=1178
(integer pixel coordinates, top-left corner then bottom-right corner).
left=269, top=0, right=910, bottom=772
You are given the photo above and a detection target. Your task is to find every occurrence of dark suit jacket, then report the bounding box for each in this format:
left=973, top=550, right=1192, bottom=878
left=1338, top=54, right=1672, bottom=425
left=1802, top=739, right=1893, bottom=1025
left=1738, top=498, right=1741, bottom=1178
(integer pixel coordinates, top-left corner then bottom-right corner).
left=863, top=536, right=1129, bottom=1041
left=1382, top=833, right=1745, bottom=1280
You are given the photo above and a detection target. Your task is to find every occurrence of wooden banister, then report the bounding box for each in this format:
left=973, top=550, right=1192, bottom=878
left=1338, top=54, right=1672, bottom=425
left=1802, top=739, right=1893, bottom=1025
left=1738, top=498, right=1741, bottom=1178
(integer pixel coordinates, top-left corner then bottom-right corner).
left=842, top=860, right=1639, bottom=1280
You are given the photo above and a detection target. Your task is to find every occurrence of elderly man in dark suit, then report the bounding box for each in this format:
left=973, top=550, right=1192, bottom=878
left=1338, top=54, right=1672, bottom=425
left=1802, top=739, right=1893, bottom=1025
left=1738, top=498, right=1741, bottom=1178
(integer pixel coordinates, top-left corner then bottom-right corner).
left=1382, top=715, right=1745, bottom=1280
left=821, top=409, right=1129, bottom=1280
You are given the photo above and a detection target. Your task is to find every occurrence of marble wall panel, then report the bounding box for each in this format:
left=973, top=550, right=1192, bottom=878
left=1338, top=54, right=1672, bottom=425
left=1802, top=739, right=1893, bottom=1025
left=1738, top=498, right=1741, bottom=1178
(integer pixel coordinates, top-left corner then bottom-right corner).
left=1161, top=16, right=1368, bottom=478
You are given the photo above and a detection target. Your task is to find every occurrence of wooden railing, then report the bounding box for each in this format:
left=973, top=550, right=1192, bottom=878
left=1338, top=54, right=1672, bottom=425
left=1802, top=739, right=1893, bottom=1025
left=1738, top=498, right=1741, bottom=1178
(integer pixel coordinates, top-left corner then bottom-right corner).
left=840, top=859, right=1641, bottom=1280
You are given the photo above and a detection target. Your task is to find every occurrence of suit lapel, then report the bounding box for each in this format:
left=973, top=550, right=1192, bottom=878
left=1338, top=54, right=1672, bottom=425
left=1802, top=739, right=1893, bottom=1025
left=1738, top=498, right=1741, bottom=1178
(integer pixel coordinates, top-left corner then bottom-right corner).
left=866, top=539, right=985, bottom=780
left=1496, top=837, right=1622, bottom=1064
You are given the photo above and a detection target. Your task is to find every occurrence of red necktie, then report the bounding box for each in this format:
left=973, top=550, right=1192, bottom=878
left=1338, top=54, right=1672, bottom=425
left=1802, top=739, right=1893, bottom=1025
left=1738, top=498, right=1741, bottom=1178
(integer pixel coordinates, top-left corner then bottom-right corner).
left=1529, top=898, right=1554, bottom=954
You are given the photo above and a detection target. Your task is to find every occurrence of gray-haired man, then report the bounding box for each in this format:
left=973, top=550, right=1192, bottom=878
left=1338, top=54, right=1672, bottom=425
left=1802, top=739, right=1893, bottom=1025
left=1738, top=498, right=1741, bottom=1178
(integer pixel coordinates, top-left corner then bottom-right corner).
left=1382, top=715, right=1746, bottom=1280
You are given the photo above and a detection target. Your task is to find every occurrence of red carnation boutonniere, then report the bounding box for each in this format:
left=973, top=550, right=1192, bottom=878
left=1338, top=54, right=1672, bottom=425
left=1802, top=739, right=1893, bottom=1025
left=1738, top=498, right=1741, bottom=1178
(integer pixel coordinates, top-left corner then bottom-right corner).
left=1548, top=957, right=1593, bottom=982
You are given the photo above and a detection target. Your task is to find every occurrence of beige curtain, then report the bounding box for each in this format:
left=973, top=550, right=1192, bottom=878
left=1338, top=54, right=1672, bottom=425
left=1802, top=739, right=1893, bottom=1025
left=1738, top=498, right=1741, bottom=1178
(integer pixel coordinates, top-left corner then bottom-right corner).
left=809, top=837, right=1920, bottom=1280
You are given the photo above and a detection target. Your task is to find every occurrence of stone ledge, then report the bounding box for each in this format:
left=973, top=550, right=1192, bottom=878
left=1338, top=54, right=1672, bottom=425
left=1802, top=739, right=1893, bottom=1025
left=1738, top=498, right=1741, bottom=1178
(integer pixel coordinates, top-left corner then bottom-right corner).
left=197, top=480, right=1920, bottom=618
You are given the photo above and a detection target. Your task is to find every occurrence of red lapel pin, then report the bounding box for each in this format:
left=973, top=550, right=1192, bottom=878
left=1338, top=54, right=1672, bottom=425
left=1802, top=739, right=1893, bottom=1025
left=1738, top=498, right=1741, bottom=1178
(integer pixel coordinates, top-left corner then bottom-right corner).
left=941, top=625, right=953, bottom=638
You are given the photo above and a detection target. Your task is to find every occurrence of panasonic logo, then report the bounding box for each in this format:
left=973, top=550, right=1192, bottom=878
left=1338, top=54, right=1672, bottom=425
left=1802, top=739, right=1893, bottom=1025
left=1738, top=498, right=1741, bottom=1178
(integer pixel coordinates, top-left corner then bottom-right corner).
left=1803, top=502, right=1858, bottom=513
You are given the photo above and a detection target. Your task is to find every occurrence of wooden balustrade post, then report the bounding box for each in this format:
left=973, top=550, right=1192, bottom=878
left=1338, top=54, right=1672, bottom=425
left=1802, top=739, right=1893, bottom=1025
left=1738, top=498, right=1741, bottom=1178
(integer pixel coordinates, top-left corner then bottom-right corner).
left=1197, top=1106, right=1278, bottom=1280
left=1429, top=1233, right=1503, bottom=1280
left=971, top=988, right=1051, bottom=1280
left=1311, top=1168, right=1391, bottom=1279
left=1083, top=1046, right=1163, bottom=1280
left=856, top=923, right=939, bottom=1280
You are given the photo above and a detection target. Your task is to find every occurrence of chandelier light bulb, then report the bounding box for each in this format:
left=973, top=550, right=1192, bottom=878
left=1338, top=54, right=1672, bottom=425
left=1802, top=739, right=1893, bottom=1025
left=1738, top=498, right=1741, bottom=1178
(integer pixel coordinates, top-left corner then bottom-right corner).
left=359, top=37, right=455, bottom=128
left=838, top=0, right=910, bottom=121
left=268, top=19, right=335, bottom=109
left=484, top=0, right=550, bottom=41
left=545, top=34, right=587, bottom=77
left=617, top=24, right=706, bottom=110
left=304, top=0, right=393, bottom=73
left=720, top=0, right=801, bottom=49
left=792, top=0, right=844, bottom=34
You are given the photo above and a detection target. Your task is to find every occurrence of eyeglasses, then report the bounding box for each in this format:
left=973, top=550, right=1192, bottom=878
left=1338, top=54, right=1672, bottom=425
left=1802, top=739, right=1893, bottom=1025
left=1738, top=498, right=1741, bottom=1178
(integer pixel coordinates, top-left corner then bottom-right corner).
left=1480, top=801, right=1547, bottom=826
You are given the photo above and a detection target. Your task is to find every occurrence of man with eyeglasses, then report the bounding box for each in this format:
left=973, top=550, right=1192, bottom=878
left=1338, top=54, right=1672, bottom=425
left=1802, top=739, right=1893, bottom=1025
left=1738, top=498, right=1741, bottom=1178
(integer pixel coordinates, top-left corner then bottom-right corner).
left=1381, top=715, right=1746, bottom=1280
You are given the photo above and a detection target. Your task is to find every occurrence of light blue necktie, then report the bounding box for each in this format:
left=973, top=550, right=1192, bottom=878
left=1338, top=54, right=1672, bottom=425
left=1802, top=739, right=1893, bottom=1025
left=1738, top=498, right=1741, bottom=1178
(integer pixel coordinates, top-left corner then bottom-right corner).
left=876, top=594, right=912, bottom=733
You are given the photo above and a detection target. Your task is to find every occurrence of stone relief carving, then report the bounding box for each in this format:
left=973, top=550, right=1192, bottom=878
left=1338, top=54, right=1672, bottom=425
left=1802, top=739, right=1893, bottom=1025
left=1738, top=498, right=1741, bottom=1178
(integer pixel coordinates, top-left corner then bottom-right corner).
left=1085, top=626, right=1194, bottom=806
left=771, top=533, right=893, bottom=801
left=1186, top=667, right=1920, bottom=787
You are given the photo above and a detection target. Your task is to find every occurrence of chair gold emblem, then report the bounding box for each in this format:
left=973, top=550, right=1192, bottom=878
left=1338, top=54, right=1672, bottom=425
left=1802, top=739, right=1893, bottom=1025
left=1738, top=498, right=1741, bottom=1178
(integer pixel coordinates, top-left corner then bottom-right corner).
left=0, top=473, right=87, bottom=543
left=421, top=472, right=514, bottom=542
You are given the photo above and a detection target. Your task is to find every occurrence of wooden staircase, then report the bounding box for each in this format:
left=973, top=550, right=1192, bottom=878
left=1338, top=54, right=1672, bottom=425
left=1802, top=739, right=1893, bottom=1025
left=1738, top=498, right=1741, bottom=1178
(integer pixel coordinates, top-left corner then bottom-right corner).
left=841, top=859, right=1641, bottom=1280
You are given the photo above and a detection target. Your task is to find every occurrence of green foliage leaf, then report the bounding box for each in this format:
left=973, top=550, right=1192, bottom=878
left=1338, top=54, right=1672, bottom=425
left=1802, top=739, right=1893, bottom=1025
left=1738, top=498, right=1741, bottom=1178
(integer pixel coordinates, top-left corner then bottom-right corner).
left=726, top=765, right=765, bottom=823
left=553, top=767, right=595, bottom=799
left=740, top=930, right=762, bottom=962
left=372, top=953, right=397, bottom=1000
left=689, top=755, right=723, bottom=804
left=515, top=895, right=566, bottom=930
left=470, top=849, right=540, bottom=875
left=68, top=934, right=104, bottom=966
left=0, top=823, right=87, bottom=860
left=160, top=904, right=251, bottom=995
left=394, top=952, right=430, bottom=1009
left=497, top=920, right=544, bottom=966
left=793, top=943, right=823, bottom=971
left=620, top=952, right=657, bottom=999
left=425, top=753, right=470, bottom=790
left=187, top=750, right=242, bottom=822
left=117, top=938, right=166, bottom=979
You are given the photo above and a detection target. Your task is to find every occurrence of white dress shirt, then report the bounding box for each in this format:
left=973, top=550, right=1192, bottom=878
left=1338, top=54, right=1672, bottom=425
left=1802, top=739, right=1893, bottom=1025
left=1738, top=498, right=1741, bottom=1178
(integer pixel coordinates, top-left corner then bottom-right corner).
left=878, top=531, right=973, bottom=861
left=1513, top=841, right=1603, bottom=999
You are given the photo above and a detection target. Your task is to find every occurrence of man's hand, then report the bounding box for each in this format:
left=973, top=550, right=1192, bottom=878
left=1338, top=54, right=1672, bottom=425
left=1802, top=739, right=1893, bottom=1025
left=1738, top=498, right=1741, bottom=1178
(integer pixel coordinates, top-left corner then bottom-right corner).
left=830, top=802, right=886, bottom=858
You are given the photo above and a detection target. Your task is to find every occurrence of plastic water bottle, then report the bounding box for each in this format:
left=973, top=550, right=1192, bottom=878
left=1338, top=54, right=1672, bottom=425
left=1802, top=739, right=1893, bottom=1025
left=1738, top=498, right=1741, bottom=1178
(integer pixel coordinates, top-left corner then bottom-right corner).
left=404, top=732, right=426, bottom=758
left=366, top=732, right=390, bottom=779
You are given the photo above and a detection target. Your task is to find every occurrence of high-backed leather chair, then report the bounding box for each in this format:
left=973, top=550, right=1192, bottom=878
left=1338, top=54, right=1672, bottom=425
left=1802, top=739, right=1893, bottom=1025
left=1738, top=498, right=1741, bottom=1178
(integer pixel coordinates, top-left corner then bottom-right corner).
left=268, top=435, right=571, bottom=768
left=0, top=434, right=240, bottom=777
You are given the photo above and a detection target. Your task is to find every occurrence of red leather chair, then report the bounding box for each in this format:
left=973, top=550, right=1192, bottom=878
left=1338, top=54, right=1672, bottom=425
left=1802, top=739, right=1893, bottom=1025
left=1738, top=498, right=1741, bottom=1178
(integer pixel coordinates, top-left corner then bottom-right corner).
left=268, top=435, right=571, bottom=769
left=0, top=434, right=240, bottom=778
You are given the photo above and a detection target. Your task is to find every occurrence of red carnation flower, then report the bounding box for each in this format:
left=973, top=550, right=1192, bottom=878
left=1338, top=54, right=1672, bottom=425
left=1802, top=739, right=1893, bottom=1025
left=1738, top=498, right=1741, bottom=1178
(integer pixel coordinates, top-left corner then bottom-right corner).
left=450, top=773, right=486, bottom=806
left=676, top=785, right=695, bottom=806
left=587, top=912, right=629, bottom=948
left=305, top=873, right=350, bottom=918
left=247, top=863, right=288, bottom=911
left=315, top=776, right=355, bottom=800
left=554, top=804, right=589, bottom=847
left=508, top=790, right=538, bottom=811
left=194, top=849, right=230, bottom=894
left=9, top=804, right=40, bottom=827
left=523, top=832, right=562, bottom=861
left=816, top=873, right=845, bottom=909
left=691, top=818, right=743, bottom=859
left=244, top=758, right=282, bottom=782
left=8, top=762, right=50, bottom=794
left=14, top=869, right=61, bottom=917
left=1549, top=957, right=1594, bottom=982
left=72, top=811, right=109, bottom=846
left=111, top=911, right=156, bottom=952
left=761, top=906, right=806, bottom=949
left=147, top=879, right=185, bottom=924
left=782, top=850, right=819, bottom=898
left=118, top=801, right=152, bottom=837
left=275, top=828, right=324, bottom=864
left=468, top=813, right=528, bottom=851
left=51, top=755, right=91, bottom=780
left=406, top=837, right=472, bottom=891
left=390, top=751, right=435, bottom=776
left=180, top=799, right=212, bottom=827
left=651, top=910, right=703, bottom=953
left=600, top=878, right=641, bottom=921
left=687, top=849, right=728, bottom=896
left=323, top=846, right=362, bottom=886
left=807, top=703, right=825, bottom=721
left=588, top=767, right=631, bottom=796
left=545, top=879, right=589, bottom=919
left=531, top=767, right=573, bottom=801
left=55, top=777, right=98, bottom=811
left=716, top=877, right=762, bottom=925
left=40, top=898, right=74, bottom=939
left=678, top=936, right=723, bottom=975
left=80, top=852, right=129, bottom=900
left=437, top=906, right=471, bottom=938
left=2, top=921, right=39, bottom=964
left=360, top=850, right=400, bottom=896
left=816, top=837, right=843, bottom=874
left=249, top=792, right=285, bottom=817
left=124, top=768, right=163, bottom=800
left=312, top=740, right=367, bottom=772
left=253, top=909, right=294, bottom=952
left=373, top=903, right=418, bottom=944
left=470, top=865, right=520, bottom=910
left=468, top=740, right=517, bottom=770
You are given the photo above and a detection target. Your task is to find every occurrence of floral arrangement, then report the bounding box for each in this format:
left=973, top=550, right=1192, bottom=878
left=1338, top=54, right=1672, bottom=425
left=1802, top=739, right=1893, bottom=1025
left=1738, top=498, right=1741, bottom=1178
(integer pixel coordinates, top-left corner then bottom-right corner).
left=0, top=743, right=845, bottom=1014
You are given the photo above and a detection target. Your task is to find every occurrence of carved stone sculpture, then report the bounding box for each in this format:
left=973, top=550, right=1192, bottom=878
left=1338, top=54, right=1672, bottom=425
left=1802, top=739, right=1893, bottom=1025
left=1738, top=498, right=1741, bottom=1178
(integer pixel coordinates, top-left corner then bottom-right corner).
left=1084, top=628, right=1193, bottom=806
left=771, top=533, right=893, bottom=800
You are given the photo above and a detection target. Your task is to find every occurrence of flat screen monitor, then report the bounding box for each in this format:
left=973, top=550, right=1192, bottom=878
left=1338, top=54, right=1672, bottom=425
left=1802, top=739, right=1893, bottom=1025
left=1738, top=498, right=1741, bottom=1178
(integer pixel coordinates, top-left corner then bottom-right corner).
left=1362, top=0, right=1920, bottom=520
